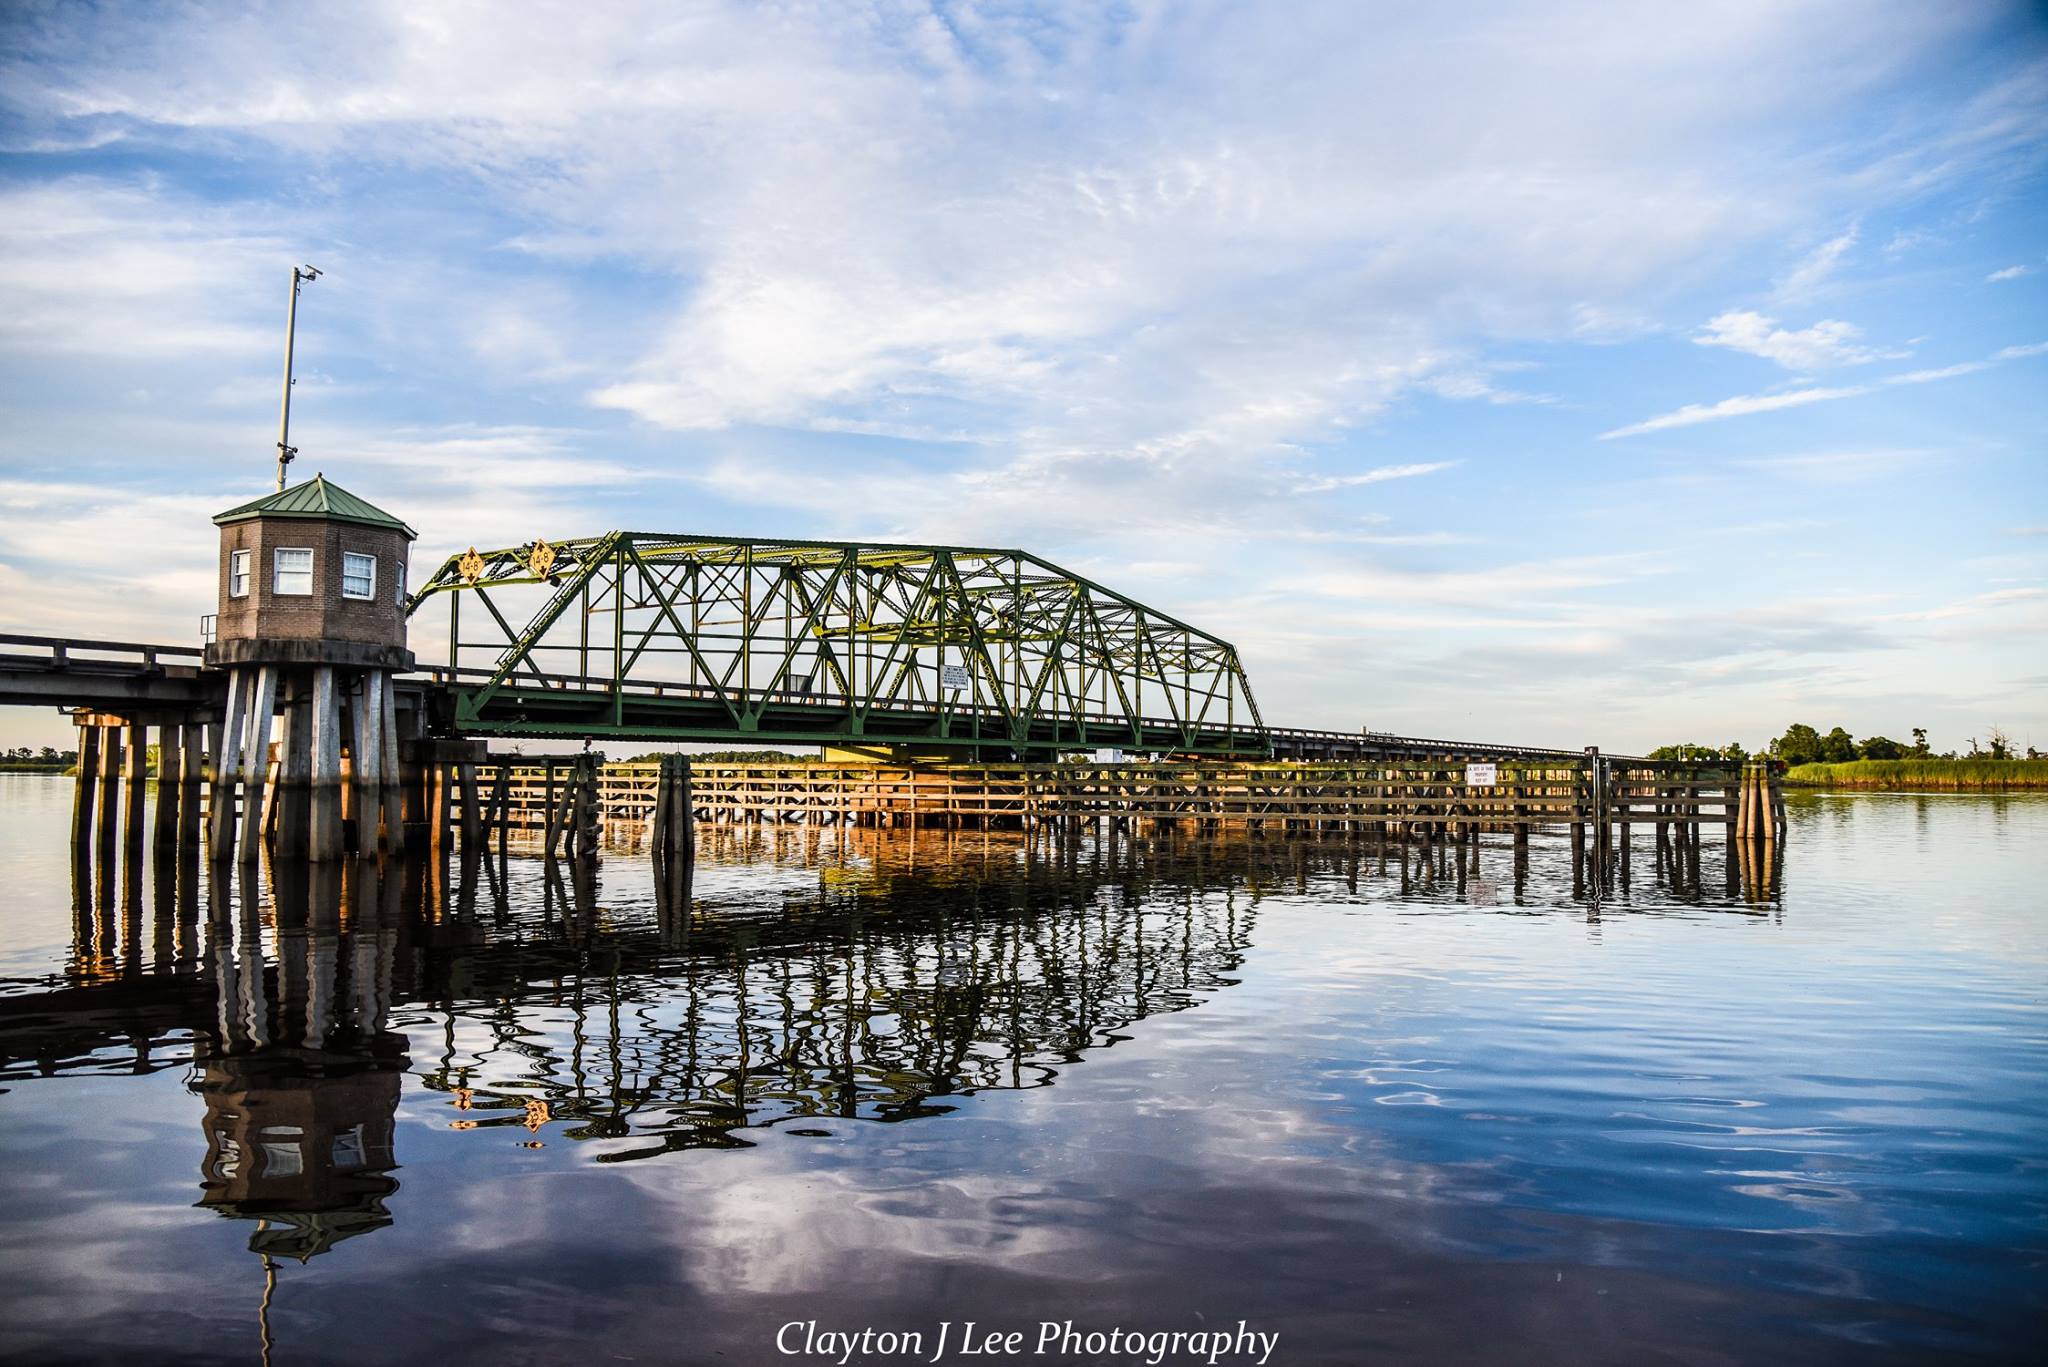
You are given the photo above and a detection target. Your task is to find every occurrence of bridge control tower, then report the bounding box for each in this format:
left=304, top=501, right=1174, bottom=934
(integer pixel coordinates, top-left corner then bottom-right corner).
left=206, top=475, right=416, bottom=860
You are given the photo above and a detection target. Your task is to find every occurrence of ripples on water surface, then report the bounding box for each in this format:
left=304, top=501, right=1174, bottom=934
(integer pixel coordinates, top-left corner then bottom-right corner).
left=0, top=777, right=2042, bottom=1364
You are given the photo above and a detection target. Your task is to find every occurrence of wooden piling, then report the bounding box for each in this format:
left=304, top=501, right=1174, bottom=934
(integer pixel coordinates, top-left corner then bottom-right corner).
left=120, top=722, right=146, bottom=855
left=458, top=762, right=482, bottom=849
left=274, top=682, right=311, bottom=858
left=236, top=666, right=278, bottom=862
left=208, top=673, right=247, bottom=854
left=72, top=722, right=100, bottom=858
left=309, top=665, right=345, bottom=862
left=154, top=721, right=181, bottom=848
left=179, top=723, right=203, bottom=851
left=377, top=677, right=406, bottom=852
left=95, top=722, right=121, bottom=856
left=543, top=758, right=558, bottom=856
left=350, top=675, right=378, bottom=851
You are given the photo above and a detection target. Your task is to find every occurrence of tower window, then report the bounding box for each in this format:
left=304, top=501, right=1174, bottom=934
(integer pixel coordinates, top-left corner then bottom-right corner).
left=342, top=551, right=376, bottom=600
left=395, top=561, right=407, bottom=607
left=229, top=550, right=251, bottom=598
left=273, top=547, right=313, bottom=596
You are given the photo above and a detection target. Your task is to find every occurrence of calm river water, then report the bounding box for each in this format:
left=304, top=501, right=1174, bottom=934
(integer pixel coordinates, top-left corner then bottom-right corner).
left=0, top=775, right=2042, bottom=1365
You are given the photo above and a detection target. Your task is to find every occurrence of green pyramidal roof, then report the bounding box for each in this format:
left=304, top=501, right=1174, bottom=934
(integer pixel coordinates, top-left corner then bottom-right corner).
left=213, top=474, right=416, bottom=539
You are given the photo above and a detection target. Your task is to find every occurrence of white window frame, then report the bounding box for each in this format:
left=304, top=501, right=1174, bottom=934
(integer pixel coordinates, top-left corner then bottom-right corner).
left=341, top=551, right=376, bottom=600
left=395, top=560, right=407, bottom=607
left=273, top=547, right=314, bottom=596
left=229, top=549, right=251, bottom=598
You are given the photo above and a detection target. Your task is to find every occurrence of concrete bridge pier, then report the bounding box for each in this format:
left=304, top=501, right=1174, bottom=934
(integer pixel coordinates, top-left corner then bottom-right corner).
left=202, top=476, right=417, bottom=864
left=70, top=710, right=210, bottom=872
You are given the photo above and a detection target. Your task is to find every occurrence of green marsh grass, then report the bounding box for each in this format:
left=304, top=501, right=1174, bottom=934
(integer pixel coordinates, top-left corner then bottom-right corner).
left=1784, top=759, right=2048, bottom=790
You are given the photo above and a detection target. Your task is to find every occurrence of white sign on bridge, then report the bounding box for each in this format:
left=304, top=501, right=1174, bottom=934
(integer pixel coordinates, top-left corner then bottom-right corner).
left=1465, top=763, right=1498, bottom=787
left=941, top=663, right=972, bottom=692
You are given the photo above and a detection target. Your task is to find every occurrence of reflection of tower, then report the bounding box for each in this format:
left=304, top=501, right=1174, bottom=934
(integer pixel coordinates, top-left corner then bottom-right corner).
left=194, top=857, right=409, bottom=1262
left=191, top=1045, right=405, bottom=1260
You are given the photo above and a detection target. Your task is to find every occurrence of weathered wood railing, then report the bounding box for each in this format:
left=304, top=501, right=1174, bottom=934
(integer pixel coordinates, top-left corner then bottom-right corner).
left=466, top=755, right=1782, bottom=851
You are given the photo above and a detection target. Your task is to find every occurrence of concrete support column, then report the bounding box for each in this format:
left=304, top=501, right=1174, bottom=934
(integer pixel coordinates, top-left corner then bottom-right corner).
left=180, top=723, right=204, bottom=851
left=377, top=676, right=406, bottom=853
left=208, top=671, right=247, bottom=855
left=351, top=675, right=378, bottom=852
left=236, top=666, right=279, bottom=862
left=72, top=722, right=101, bottom=858
left=275, top=678, right=313, bottom=859
left=310, top=665, right=345, bottom=862
left=458, top=763, right=482, bottom=849
left=154, top=721, right=182, bottom=848
left=96, top=722, right=121, bottom=856
left=121, top=722, right=146, bottom=855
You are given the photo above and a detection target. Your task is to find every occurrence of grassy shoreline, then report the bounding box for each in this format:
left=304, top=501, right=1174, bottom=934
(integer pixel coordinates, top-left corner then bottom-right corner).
left=1784, top=759, right=2048, bottom=790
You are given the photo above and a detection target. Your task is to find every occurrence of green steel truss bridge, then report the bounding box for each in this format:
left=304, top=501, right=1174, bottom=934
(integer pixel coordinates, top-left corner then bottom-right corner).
left=0, top=533, right=1591, bottom=762
left=407, top=532, right=1269, bottom=758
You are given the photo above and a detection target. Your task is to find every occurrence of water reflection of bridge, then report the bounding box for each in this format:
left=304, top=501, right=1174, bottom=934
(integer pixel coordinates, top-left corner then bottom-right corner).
left=0, top=829, right=1348, bottom=1252
left=0, top=824, right=1785, bottom=1267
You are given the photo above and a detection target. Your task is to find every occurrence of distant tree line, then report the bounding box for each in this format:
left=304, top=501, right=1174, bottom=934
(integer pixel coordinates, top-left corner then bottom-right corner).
left=1651, top=725, right=2038, bottom=765
left=0, top=746, right=79, bottom=771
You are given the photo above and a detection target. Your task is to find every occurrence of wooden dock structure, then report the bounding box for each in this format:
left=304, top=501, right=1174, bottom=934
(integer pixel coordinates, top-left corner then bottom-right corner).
left=454, top=752, right=1784, bottom=861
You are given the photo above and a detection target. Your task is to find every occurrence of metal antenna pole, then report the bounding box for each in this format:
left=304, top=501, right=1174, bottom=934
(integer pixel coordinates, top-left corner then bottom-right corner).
left=274, top=264, right=320, bottom=491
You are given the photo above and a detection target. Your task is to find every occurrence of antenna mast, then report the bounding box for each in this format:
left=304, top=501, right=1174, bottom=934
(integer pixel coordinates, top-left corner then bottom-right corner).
left=275, top=264, right=321, bottom=491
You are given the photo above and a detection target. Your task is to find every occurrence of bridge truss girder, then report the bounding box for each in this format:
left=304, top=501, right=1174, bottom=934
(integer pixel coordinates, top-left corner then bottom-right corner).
left=407, top=533, right=1270, bottom=756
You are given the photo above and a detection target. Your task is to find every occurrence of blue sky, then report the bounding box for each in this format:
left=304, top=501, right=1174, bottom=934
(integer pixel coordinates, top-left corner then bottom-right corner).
left=1, top=0, right=2043, bottom=753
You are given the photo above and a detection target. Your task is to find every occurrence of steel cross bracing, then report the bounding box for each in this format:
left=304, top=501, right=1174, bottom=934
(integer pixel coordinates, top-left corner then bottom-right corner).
left=407, top=533, right=1270, bottom=756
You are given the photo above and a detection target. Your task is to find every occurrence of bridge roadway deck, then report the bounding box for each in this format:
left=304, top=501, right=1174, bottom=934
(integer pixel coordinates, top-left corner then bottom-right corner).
left=0, top=635, right=1591, bottom=762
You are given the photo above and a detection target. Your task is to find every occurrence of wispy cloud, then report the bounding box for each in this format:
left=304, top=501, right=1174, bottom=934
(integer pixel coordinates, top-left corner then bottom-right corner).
left=1986, top=264, right=2032, bottom=282
left=1292, top=461, right=1459, bottom=495
left=1694, top=309, right=1898, bottom=370
left=1774, top=225, right=1858, bottom=299
left=1735, top=450, right=1931, bottom=483
left=1601, top=385, right=1870, bottom=438
left=1604, top=338, right=2048, bottom=437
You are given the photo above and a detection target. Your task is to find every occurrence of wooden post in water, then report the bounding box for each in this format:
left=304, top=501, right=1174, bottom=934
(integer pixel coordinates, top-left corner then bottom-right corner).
left=236, top=666, right=278, bottom=862
left=542, top=758, right=559, bottom=857
left=121, top=722, right=146, bottom=857
left=180, top=723, right=203, bottom=852
left=274, top=681, right=311, bottom=858
left=208, top=671, right=246, bottom=856
left=679, top=759, right=695, bottom=868
left=493, top=763, right=510, bottom=868
left=575, top=753, right=601, bottom=858
left=154, top=721, right=181, bottom=849
left=96, top=722, right=122, bottom=857
left=309, top=665, right=345, bottom=861
left=458, top=763, right=483, bottom=851
left=376, top=679, right=404, bottom=852
left=653, top=755, right=673, bottom=859
left=73, top=722, right=100, bottom=859
left=347, top=677, right=372, bottom=852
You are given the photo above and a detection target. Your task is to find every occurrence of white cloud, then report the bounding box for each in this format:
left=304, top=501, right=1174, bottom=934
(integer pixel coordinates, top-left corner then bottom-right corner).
left=1601, top=384, right=1870, bottom=438
left=0, top=0, right=2013, bottom=468
left=1605, top=337, right=2048, bottom=436
left=1986, top=265, right=2032, bottom=282
left=1694, top=309, right=1895, bottom=370
left=1774, top=224, right=1858, bottom=299
left=1735, top=449, right=1931, bottom=483
left=0, top=179, right=287, bottom=359
left=1292, top=461, right=1459, bottom=495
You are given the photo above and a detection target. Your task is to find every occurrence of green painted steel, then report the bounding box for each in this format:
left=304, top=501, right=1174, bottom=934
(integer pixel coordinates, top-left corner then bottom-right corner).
left=407, top=533, right=1270, bottom=756
left=213, top=474, right=419, bottom=537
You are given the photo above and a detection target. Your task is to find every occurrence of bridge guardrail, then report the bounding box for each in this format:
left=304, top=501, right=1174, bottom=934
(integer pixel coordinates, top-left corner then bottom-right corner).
left=0, top=633, right=206, bottom=670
